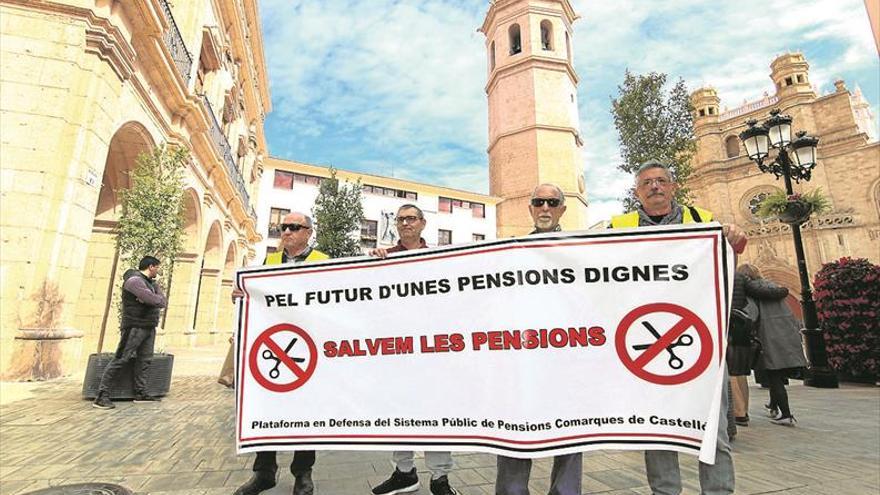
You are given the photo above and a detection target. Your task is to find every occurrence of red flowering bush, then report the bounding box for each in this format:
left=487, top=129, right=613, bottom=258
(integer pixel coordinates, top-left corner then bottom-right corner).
left=813, top=257, right=880, bottom=380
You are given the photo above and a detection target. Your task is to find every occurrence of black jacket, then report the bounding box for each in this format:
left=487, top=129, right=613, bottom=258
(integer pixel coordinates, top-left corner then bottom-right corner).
left=120, top=269, right=167, bottom=329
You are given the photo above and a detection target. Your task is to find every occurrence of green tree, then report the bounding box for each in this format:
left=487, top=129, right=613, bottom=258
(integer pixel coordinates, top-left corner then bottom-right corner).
left=313, top=167, right=365, bottom=257
left=116, top=144, right=188, bottom=274
left=611, top=70, right=695, bottom=210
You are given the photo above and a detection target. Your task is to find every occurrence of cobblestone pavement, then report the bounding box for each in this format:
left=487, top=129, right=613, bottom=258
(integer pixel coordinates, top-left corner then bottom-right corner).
left=1, top=353, right=877, bottom=495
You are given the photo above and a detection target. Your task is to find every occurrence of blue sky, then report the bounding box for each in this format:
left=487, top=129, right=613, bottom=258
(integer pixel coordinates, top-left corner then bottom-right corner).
left=259, top=0, right=879, bottom=222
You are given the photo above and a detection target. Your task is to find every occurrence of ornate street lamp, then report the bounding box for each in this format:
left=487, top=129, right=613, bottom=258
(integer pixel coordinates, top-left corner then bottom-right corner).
left=739, top=109, right=838, bottom=388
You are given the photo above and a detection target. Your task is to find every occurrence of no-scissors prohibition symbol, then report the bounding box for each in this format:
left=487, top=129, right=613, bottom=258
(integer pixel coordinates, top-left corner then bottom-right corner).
left=249, top=323, right=318, bottom=392
left=615, top=303, right=713, bottom=385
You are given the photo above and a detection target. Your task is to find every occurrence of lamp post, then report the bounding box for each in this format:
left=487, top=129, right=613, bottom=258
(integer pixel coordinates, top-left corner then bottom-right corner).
left=739, top=109, right=838, bottom=388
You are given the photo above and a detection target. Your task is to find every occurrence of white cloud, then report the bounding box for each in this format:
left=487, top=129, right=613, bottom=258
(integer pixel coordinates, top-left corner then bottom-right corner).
left=261, top=0, right=880, bottom=208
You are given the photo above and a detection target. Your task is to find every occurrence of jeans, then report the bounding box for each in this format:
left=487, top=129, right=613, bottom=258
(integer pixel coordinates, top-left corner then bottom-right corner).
left=644, top=372, right=735, bottom=495
left=97, top=327, right=155, bottom=395
left=392, top=450, right=453, bottom=478
left=253, top=450, right=315, bottom=476
left=495, top=453, right=582, bottom=495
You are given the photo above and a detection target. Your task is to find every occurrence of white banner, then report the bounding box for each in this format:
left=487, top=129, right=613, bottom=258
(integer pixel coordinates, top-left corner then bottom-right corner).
left=234, top=223, right=734, bottom=463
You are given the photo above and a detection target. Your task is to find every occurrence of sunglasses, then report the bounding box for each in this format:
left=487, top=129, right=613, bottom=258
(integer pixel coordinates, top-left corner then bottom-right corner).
left=279, top=223, right=310, bottom=232
left=530, top=198, right=561, bottom=208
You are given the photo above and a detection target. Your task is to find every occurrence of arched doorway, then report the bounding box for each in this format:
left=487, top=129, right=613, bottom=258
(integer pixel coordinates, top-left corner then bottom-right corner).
left=74, top=122, right=154, bottom=355
left=193, top=221, right=223, bottom=345
left=161, top=189, right=201, bottom=347
left=214, top=242, right=238, bottom=342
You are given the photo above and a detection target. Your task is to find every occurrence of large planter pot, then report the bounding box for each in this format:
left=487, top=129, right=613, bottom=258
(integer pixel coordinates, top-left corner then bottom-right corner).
left=778, top=200, right=812, bottom=225
left=2, top=328, right=84, bottom=381
left=81, top=352, right=174, bottom=399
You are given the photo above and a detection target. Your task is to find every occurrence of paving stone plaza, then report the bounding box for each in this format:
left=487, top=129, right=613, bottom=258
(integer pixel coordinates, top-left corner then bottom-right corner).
left=0, top=344, right=877, bottom=495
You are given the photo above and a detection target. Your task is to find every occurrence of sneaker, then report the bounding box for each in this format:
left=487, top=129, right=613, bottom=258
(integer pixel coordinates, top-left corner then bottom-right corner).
left=92, top=394, right=115, bottom=409
left=734, top=416, right=750, bottom=427
left=430, top=476, right=460, bottom=495
left=133, top=394, right=162, bottom=403
left=372, top=467, right=420, bottom=495
left=764, top=403, right=779, bottom=418
left=770, top=415, right=797, bottom=426
left=293, top=469, right=314, bottom=495
left=233, top=471, right=276, bottom=495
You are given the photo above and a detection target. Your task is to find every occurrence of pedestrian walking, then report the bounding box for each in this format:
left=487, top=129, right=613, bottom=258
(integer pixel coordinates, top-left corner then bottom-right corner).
left=93, top=256, right=167, bottom=409
left=739, top=264, right=808, bottom=426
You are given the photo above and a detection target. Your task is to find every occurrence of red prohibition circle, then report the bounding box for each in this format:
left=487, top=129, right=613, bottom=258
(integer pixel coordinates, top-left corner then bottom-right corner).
left=249, top=323, right=318, bottom=392
left=615, top=303, right=713, bottom=385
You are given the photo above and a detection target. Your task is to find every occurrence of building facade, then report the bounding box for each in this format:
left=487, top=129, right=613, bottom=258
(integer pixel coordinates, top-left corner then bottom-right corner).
left=256, top=158, right=499, bottom=261
left=0, top=0, right=270, bottom=376
left=690, top=53, right=880, bottom=317
left=480, top=0, right=589, bottom=237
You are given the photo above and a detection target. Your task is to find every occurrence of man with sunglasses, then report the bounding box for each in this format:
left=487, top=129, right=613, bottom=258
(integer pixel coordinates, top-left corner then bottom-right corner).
left=234, top=211, right=328, bottom=495
left=368, top=203, right=460, bottom=495
left=495, top=183, right=582, bottom=495
left=610, top=160, right=745, bottom=495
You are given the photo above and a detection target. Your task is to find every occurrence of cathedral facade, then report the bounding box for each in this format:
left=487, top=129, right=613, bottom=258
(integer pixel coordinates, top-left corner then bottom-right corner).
left=689, top=53, right=880, bottom=316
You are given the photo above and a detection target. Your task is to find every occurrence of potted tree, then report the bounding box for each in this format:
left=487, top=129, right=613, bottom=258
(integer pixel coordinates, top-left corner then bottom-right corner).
left=82, top=144, right=187, bottom=399
left=755, top=188, right=830, bottom=225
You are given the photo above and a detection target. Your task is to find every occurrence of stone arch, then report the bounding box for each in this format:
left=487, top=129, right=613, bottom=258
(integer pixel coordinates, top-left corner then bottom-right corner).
left=214, top=241, right=239, bottom=339
left=181, top=188, right=202, bottom=254
left=74, top=121, right=156, bottom=355
left=160, top=188, right=202, bottom=346
left=508, top=23, right=522, bottom=55
left=724, top=135, right=740, bottom=159
left=540, top=19, right=553, bottom=51
left=192, top=221, right=224, bottom=343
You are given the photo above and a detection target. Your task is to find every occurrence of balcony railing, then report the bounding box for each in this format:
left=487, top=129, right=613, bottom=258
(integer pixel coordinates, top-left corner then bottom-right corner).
left=200, top=94, right=257, bottom=220
left=158, top=0, right=193, bottom=81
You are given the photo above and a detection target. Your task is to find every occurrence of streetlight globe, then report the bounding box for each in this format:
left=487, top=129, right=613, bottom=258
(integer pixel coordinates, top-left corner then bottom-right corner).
left=765, top=109, right=793, bottom=148
left=739, top=120, right=770, bottom=162
left=791, top=132, right=820, bottom=169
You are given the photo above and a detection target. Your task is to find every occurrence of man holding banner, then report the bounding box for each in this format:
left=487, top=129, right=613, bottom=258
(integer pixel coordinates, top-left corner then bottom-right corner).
left=610, top=160, right=746, bottom=495
left=234, top=211, right=329, bottom=495
left=369, top=204, right=460, bottom=495
left=495, top=183, right=582, bottom=495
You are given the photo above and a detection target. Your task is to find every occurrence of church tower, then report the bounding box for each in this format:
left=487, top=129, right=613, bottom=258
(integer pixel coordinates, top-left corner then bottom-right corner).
left=480, top=0, right=588, bottom=237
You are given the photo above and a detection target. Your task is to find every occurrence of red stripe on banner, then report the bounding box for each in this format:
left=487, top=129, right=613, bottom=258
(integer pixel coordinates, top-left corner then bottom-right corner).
left=240, top=431, right=702, bottom=445
left=240, top=234, right=719, bottom=280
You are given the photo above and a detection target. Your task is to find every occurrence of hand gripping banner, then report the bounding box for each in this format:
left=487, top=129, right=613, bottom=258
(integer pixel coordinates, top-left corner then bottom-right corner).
left=234, top=223, right=734, bottom=463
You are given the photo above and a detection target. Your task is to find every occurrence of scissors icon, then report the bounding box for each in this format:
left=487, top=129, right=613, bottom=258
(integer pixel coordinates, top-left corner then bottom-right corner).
left=262, top=338, right=305, bottom=379
left=632, top=321, right=693, bottom=370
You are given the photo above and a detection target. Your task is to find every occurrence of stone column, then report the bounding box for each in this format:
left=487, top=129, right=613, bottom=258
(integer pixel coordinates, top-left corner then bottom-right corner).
left=194, top=267, right=221, bottom=345
left=215, top=278, right=236, bottom=343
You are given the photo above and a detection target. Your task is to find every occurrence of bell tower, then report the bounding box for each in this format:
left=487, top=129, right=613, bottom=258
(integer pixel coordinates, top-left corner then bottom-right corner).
left=480, top=0, right=588, bottom=237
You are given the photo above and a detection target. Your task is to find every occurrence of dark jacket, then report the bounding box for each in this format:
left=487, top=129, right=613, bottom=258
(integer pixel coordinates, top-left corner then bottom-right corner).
left=745, top=277, right=808, bottom=370
left=120, top=269, right=167, bottom=330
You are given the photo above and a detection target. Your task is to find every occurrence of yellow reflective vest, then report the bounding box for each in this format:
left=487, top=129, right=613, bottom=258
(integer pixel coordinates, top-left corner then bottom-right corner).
left=265, top=248, right=330, bottom=266
left=610, top=206, right=713, bottom=228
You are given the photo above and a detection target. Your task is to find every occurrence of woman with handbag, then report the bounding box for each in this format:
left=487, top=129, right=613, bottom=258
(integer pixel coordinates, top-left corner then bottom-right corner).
left=739, top=264, right=808, bottom=426
left=728, top=270, right=759, bottom=426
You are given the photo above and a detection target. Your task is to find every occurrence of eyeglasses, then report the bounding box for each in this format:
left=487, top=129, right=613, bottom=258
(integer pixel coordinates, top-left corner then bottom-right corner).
left=279, top=223, right=310, bottom=232
left=395, top=215, right=422, bottom=224
left=638, top=177, right=671, bottom=188
left=530, top=197, right=561, bottom=208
